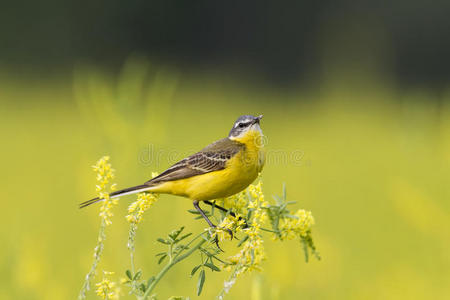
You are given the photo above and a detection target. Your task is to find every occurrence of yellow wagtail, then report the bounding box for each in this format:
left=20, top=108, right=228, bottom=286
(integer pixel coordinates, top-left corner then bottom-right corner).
left=80, top=114, right=265, bottom=230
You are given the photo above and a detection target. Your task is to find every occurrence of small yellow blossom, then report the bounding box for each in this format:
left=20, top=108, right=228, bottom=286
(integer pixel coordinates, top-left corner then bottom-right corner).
left=126, top=192, right=159, bottom=224
left=226, top=229, right=265, bottom=275
left=93, top=156, right=118, bottom=226
left=95, top=271, right=120, bottom=300
left=78, top=156, right=118, bottom=299
left=277, top=209, right=315, bottom=241
left=247, top=181, right=268, bottom=210
left=126, top=172, right=159, bottom=224
left=214, top=215, right=245, bottom=241
left=223, top=181, right=267, bottom=275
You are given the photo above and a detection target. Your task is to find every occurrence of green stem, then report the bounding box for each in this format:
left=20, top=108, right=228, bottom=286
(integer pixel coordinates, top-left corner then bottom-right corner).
left=78, top=219, right=107, bottom=300
left=138, top=217, right=276, bottom=299
left=130, top=248, right=136, bottom=275
left=260, top=227, right=278, bottom=233
left=211, top=254, right=228, bottom=265
left=140, top=237, right=208, bottom=299
left=172, top=231, right=208, bottom=261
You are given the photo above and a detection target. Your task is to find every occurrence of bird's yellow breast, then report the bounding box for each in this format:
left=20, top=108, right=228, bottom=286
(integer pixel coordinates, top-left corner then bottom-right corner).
left=153, top=130, right=265, bottom=201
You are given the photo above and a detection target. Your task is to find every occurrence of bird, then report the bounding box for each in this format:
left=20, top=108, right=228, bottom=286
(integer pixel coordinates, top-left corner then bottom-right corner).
left=80, top=114, right=266, bottom=232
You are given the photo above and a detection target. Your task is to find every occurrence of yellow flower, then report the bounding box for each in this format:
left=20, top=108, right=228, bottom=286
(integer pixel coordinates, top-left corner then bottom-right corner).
left=95, top=271, right=120, bottom=299
left=224, top=181, right=267, bottom=275
left=227, top=228, right=265, bottom=275
left=125, top=173, right=159, bottom=225
left=277, top=209, right=315, bottom=240
left=93, top=156, right=118, bottom=226
left=214, top=215, right=245, bottom=241
left=126, top=192, right=159, bottom=224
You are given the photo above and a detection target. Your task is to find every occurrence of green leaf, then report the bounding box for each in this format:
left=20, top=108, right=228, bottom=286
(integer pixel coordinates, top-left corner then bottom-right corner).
left=169, top=226, right=185, bottom=240
left=272, top=195, right=281, bottom=204
left=147, top=276, right=155, bottom=287
left=198, top=247, right=210, bottom=256
left=125, top=269, right=133, bottom=280
left=174, top=244, right=189, bottom=253
left=203, top=262, right=220, bottom=272
left=237, top=235, right=249, bottom=247
left=211, top=202, right=215, bottom=215
left=177, top=233, right=193, bottom=243
left=139, top=283, right=147, bottom=292
left=250, top=249, right=255, bottom=264
left=187, top=209, right=201, bottom=214
left=190, top=265, right=201, bottom=277
left=301, top=238, right=309, bottom=262
left=133, top=270, right=142, bottom=280
left=246, top=209, right=253, bottom=221
left=286, top=214, right=299, bottom=219
left=158, top=254, right=167, bottom=264
left=197, top=269, right=205, bottom=296
left=157, top=238, right=169, bottom=244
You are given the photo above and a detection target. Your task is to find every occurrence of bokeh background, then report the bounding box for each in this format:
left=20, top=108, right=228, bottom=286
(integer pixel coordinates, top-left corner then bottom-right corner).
left=1, top=1, right=450, bottom=299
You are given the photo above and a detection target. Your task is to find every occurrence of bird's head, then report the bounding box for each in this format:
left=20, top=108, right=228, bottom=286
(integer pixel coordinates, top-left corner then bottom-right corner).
left=228, top=114, right=264, bottom=142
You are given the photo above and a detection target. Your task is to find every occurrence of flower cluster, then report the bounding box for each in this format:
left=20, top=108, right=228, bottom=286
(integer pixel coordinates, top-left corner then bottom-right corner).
left=125, top=172, right=159, bottom=225
left=214, top=215, right=246, bottom=241
left=126, top=191, right=159, bottom=224
left=217, top=189, right=249, bottom=216
left=93, top=156, right=118, bottom=226
left=277, top=209, right=315, bottom=241
left=82, top=156, right=319, bottom=300
left=95, top=271, right=120, bottom=300
left=225, top=180, right=268, bottom=275
left=79, top=157, right=119, bottom=300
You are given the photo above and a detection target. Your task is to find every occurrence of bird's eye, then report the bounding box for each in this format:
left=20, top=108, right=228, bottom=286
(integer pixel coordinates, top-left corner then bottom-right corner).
left=238, top=123, right=246, bottom=128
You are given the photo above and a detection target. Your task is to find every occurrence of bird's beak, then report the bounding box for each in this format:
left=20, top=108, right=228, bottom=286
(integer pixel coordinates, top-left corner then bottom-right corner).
left=254, top=115, right=263, bottom=124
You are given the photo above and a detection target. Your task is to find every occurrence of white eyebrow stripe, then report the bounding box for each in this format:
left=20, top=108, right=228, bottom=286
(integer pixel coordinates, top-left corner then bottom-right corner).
left=234, top=119, right=253, bottom=128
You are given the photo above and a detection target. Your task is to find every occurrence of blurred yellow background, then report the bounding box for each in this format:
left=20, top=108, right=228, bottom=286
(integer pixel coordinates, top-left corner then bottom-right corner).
left=2, top=2, right=450, bottom=298
left=1, top=57, right=449, bottom=299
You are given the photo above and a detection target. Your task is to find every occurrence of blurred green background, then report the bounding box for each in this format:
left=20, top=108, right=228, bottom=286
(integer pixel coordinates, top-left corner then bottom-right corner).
left=1, top=2, right=450, bottom=299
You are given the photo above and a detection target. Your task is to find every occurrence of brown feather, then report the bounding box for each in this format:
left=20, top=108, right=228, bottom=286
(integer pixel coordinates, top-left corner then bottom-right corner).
left=145, top=138, right=244, bottom=185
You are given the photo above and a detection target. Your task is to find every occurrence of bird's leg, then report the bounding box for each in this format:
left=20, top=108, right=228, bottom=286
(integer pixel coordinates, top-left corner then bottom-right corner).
left=193, top=200, right=216, bottom=228
left=203, top=200, right=249, bottom=228
left=193, top=200, right=222, bottom=250
left=203, top=200, right=235, bottom=216
left=199, top=201, right=234, bottom=239
left=193, top=200, right=233, bottom=250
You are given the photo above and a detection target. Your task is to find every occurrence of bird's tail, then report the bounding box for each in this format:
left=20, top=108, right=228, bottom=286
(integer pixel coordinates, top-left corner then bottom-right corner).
left=79, top=184, right=154, bottom=208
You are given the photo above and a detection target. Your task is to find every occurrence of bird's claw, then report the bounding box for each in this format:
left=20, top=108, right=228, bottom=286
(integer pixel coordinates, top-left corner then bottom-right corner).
left=210, top=226, right=234, bottom=252
left=214, top=235, right=224, bottom=252
left=225, top=228, right=233, bottom=240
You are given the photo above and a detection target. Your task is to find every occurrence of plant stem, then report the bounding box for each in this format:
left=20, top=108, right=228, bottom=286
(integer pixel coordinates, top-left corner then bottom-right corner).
left=130, top=251, right=135, bottom=275
left=78, top=219, right=107, bottom=300
left=140, top=237, right=208, bottom=299
left=260, top=227, right=278, bottom=233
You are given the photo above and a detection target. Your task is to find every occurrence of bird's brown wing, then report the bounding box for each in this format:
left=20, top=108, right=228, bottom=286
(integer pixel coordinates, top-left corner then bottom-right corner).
left=145, top=138, right=244, bottom=185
